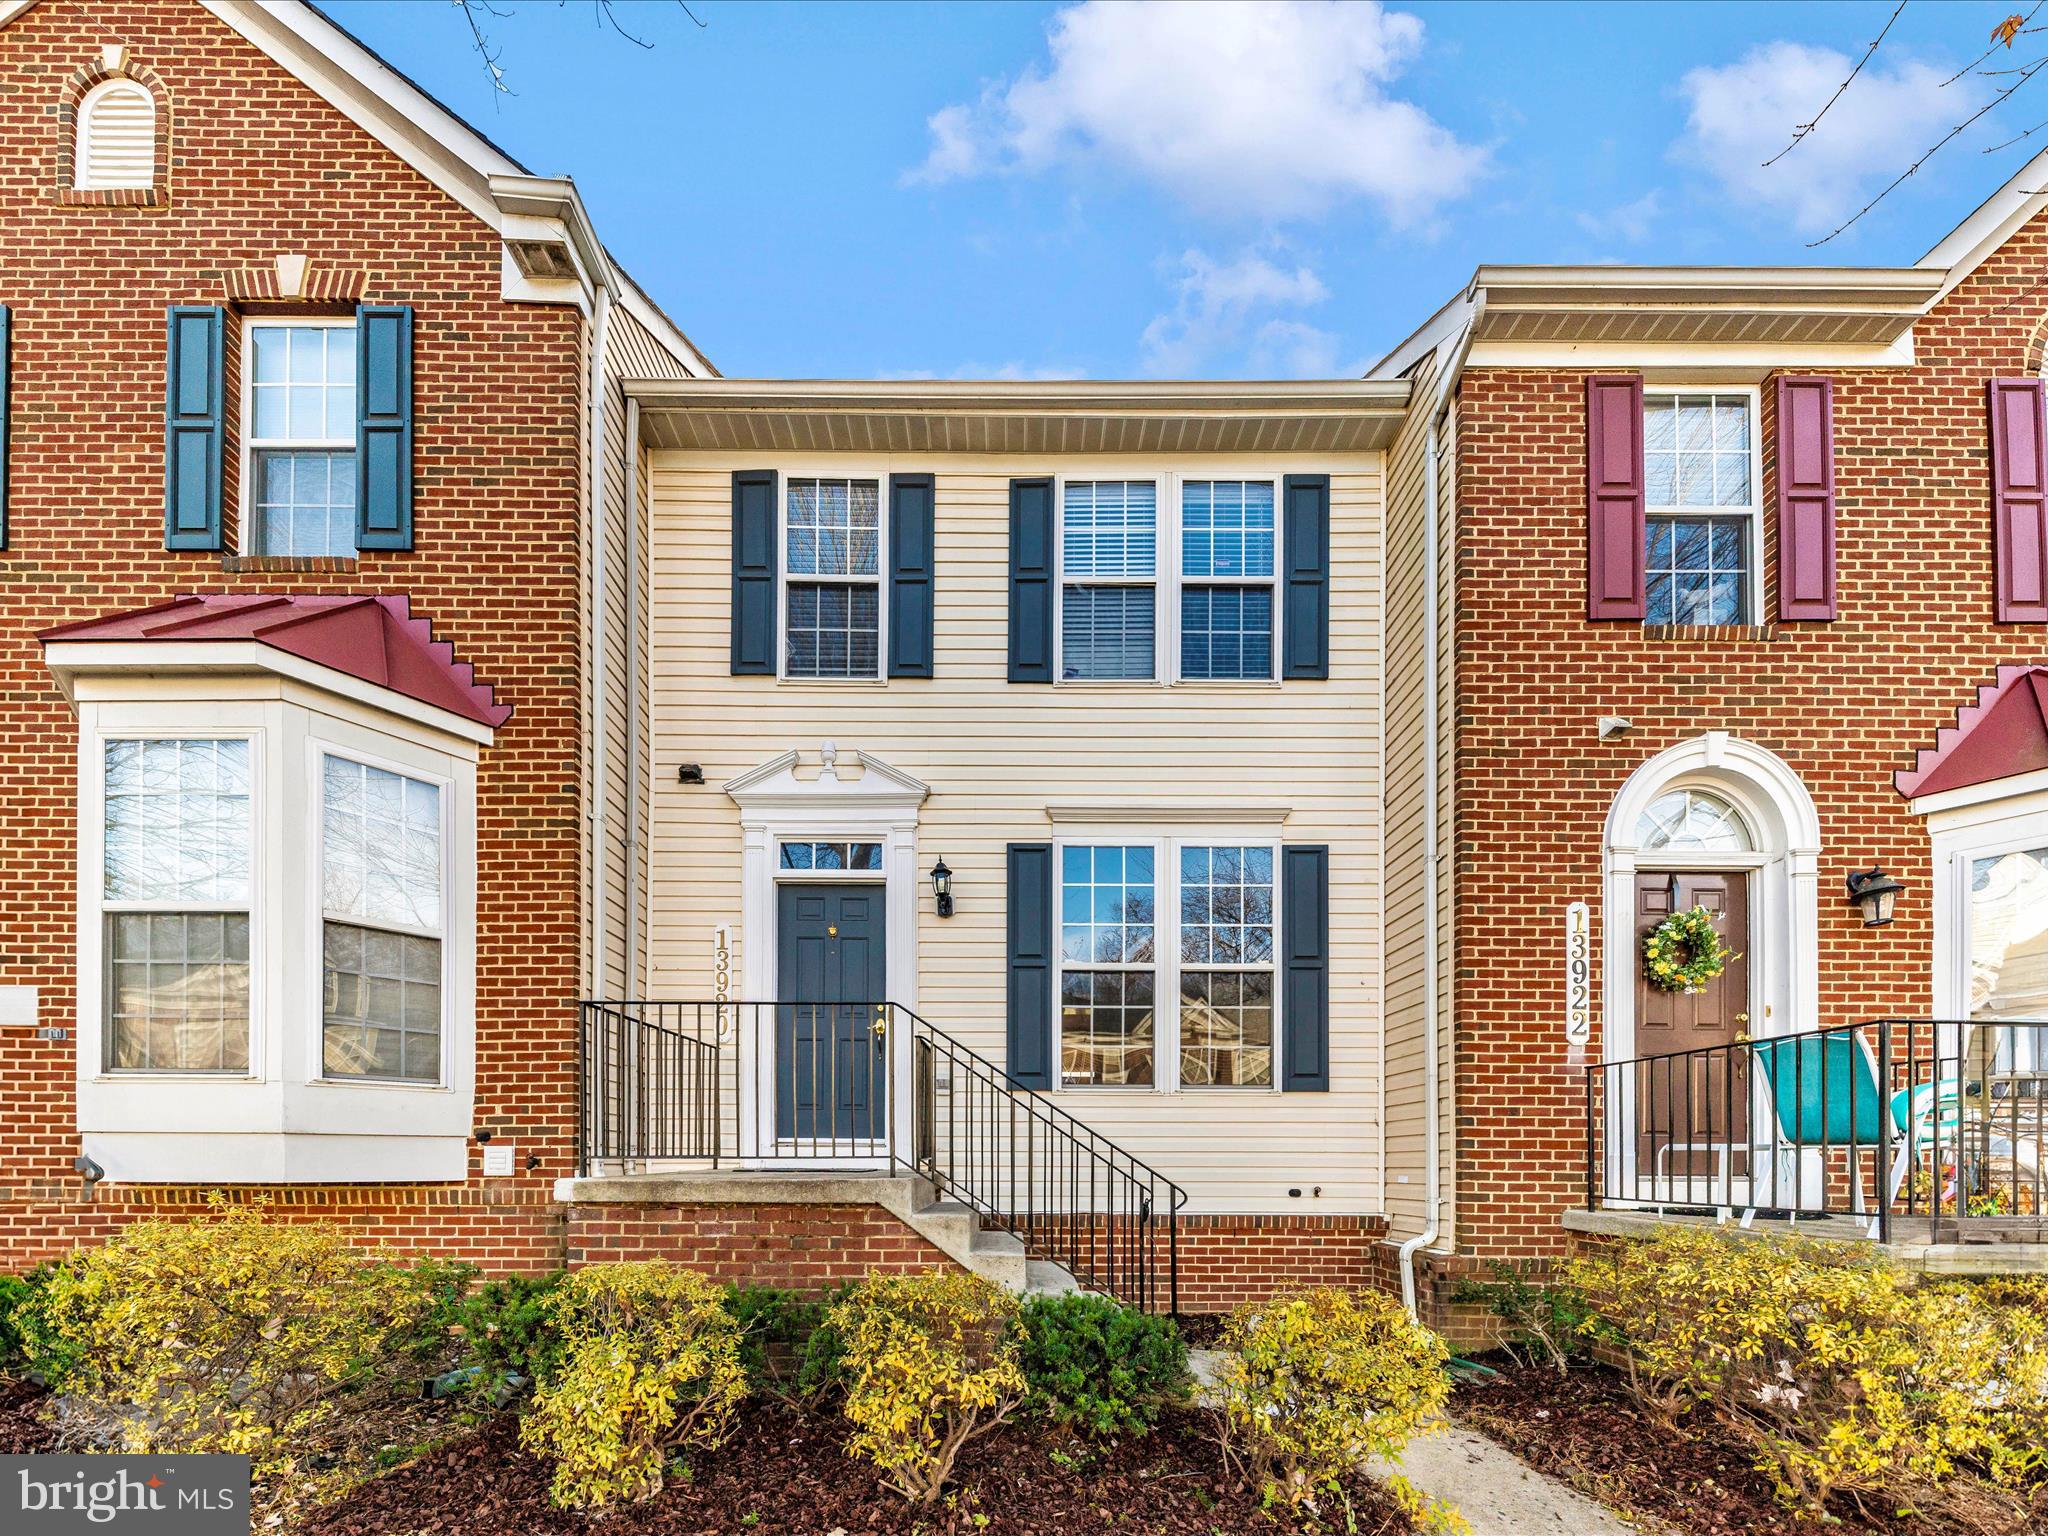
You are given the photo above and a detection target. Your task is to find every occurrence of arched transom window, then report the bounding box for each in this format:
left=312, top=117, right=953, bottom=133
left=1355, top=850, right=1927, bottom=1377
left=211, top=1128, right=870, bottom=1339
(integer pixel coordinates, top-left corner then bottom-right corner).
left=75, top=77, right=155, bottom=190
left=1636, top=787, right=1751, bottom=852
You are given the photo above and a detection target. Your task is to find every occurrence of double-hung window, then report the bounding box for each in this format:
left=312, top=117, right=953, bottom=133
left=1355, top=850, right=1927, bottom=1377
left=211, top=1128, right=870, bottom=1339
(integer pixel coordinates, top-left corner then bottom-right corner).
left=1643, top=391, right=1757, bottom=625
left=1056, top=838, right=1278, bottom=1089
left=785, top=476, right=882, bottom=678
left=1179, top=480, right=1277, bottom=680
left=102, top=738, right=252, bottom=1073
left=320, top=755, right=446, bottom=1084
left=246, top=319, right=358, bottom=558
left=1061, top=481, right=1158, bottom=680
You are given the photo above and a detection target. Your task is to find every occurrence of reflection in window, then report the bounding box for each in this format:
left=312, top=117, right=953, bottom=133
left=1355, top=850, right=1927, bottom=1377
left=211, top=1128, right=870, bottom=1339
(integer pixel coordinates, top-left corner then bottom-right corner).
left=1644, top=392, right=1754, bottom=625
left=321, top=756, right=443, bottom=1082
left=248, top=324, right=358, bottom=558
left=1179, top=845, right=1274, bottom=1087
left=103, top=738, right=252, bottom=1072
left=1636, top=788, right=1750, bottom=852
left=1969, top=848, right=2048, bottom=1074
left=1180, top=481, right=1276, bottom=680
left=1058, top=845, right=1156, bottom=1085
left=779, top=840, right=883, bottom=871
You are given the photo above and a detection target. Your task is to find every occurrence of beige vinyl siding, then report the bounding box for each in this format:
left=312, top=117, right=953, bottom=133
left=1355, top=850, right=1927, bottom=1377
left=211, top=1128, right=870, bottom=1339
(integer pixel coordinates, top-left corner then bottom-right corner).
left=647, top=453, right=1385, bottom=1215
left=1433, top=399, right=1458, bottom=1246
left=1379, top=358, right=1458, bottom=1245
left=588, top=306, right=702, bottom=997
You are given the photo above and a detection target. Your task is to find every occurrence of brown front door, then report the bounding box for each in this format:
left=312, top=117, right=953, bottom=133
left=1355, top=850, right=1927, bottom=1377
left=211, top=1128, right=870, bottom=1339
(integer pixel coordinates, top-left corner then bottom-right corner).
left=1634, top=870, right=1752, bottom=1189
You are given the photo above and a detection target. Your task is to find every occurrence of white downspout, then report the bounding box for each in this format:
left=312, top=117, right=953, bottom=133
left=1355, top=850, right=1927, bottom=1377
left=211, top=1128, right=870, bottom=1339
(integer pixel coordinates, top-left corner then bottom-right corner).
left=622, top=396, right=642, bottom=995
left=1399, top=319, right=1473, bottom=1317
left=586, top=277, right=614, bottom=999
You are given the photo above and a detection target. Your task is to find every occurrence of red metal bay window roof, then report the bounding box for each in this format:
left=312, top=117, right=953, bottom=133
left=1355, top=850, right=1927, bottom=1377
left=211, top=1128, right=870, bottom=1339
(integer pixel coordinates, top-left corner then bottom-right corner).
left=1898, top=665, right=2048, bottom=800
left=38, top=593, right=511, bottom=729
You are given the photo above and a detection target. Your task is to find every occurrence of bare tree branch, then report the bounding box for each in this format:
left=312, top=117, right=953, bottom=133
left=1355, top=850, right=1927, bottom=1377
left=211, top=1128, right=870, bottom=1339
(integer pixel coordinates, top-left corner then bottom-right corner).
left=455, top=0, right=707, bottom=101
left=1763, top=0, right=1908, bottom=167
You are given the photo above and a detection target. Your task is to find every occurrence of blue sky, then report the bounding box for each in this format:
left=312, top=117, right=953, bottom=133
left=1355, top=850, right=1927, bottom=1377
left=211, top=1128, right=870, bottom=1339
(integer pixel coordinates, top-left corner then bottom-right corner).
left=331, top=1, right=2044, bottom=378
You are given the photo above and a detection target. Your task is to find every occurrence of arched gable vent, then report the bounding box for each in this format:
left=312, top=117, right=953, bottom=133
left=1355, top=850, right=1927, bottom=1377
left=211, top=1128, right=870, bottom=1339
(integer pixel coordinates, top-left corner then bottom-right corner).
left=74, top=78, right=155, bottom=191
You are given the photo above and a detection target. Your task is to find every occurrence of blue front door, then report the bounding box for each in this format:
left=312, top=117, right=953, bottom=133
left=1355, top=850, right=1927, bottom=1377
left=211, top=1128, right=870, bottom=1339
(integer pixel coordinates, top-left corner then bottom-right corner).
left=775, top=883, right=888, bottom=1143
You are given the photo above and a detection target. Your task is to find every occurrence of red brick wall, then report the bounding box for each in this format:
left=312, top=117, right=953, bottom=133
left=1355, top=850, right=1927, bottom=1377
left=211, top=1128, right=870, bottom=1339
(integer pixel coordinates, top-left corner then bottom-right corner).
left=1451, top=210, right=2048, bottom=1265
left=564, top=1203, right=953, bottom=1291
left=1173, top=1214, right=1390, bottom=1312
left=0, top=1, right=583, bottom=1265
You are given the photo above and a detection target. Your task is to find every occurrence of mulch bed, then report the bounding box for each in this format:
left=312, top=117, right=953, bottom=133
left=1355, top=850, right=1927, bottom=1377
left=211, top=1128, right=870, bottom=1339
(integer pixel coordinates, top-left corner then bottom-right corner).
left=0, top=1384, right=1413, bottom=1535
left=1453, top=1360, right=2046, bottom=1536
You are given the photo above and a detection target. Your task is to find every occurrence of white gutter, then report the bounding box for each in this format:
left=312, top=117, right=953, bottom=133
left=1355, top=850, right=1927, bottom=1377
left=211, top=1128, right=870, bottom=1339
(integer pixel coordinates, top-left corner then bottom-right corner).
left=622, top=397, right=643, bottom=992
left=1398, top=312, right=1475, bottom=1317
left=586, top=275, right=615, bottom=996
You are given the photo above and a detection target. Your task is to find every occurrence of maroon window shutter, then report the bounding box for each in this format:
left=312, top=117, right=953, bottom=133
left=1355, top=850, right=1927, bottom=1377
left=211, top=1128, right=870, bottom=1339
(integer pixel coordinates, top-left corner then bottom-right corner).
left=1585, top=374, right=1646, bottom=620
left=1991, top=378, right=2048, bottom=624
left=1775, top=376, right=1837, bottom=621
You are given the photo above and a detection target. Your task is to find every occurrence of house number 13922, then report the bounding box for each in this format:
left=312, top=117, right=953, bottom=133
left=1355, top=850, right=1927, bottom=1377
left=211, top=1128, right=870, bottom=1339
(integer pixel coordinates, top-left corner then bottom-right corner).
left=1564, top=901, right=1591, bottom=1047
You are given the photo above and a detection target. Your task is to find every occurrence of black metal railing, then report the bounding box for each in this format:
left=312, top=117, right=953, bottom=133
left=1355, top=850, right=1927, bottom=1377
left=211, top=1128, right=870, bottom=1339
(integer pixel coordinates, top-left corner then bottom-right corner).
left=901, top=1005, right=1187, bottom=1313
left=1585, top=1018, right=2048, bottom=1243
left=575, top=999, right=1188, bottom=1311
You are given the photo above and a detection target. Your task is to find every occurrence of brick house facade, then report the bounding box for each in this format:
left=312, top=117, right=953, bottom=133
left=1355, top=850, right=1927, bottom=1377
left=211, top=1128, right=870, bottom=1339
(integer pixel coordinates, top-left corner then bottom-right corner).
left=1373, top=175, right=2048, bottom=1316
left=0, top=0, right=703, bottom=1270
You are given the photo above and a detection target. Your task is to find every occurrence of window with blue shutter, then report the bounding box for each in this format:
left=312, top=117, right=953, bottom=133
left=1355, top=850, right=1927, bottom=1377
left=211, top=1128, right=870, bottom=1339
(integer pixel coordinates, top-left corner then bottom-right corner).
left=1180, top=479, right=1278, bottom=680
left=1281, top=474, right=1330, bottom=679
left=888, top=472, right=935, bottom=677
left=355, top=305, right=413, bottom=551
left=1280, top=844, right=1330, bottom=1091
left=1005, top=842, right=1055, bottom=1088
left=164, top=305, right=225, bottom=551
left=1060, top=479, right=1158, bottom=679
left=1008, top=477, right=1054, bottom=683
left=731, top=470, right=778, bottom=675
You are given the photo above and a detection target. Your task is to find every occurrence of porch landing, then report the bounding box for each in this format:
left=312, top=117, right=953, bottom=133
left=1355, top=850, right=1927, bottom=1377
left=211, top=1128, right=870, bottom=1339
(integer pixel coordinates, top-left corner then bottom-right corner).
left=1563, top=1208, right=2048, bottom=1275
left=557, top=1169, right=1079, bottom=1296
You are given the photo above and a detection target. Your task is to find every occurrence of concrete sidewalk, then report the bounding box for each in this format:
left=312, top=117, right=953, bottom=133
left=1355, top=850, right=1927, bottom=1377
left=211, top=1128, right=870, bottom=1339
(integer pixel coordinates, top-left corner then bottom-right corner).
left=1186, top=1349, right=1636, bottom=1536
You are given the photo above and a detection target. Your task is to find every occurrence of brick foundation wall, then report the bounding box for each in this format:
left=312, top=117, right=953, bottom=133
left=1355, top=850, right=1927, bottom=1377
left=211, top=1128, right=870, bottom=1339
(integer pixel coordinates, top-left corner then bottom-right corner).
left=0, top=0, right=584, bottom=1265
left=564, top=1203, right=952, bottom=1291
left=1173, top=1214, right=1390, bottom=1312
left=1450, top=207, right=2048, bottom=1268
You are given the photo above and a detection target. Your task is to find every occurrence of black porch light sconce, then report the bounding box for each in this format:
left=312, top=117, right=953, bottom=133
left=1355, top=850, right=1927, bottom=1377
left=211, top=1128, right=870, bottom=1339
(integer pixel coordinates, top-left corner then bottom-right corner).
left=1846, top=865, right=1905, bottom=928
left=930, top=856, right=955, bottom=918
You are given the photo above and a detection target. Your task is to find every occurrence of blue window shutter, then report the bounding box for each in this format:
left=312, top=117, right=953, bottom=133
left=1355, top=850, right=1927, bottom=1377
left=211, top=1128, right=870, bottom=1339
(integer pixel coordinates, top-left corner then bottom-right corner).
left=731, top=469, right=778, bottom=675
left=888, top=472, right=935, bottom=677
left=1281, top=474, right=1330, bottom=679
left=1281, top=844, right=1330, bottom=1091
left=1006, top=842, right=1055, bottom=1088
left=355, top=304, right=414, bottom=551
left=1008, top=476, right=1054, bottom=682
left=163, top=305, right=224, bottom=551
left=0, top=304, right=11, bottom=550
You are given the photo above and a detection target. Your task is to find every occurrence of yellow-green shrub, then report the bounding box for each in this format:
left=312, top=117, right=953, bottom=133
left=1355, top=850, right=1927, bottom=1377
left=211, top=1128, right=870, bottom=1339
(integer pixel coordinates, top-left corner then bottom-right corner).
left=31, top=1202, right=452, bottom=1499
left=1562, top=1228, right=2048, bottom=1513
left=1211, top=1287, right=1454, bottom=1528
left=828, top=1268, right=1026, bottom=1504
left=517, top=1262, right=747, bottom=1509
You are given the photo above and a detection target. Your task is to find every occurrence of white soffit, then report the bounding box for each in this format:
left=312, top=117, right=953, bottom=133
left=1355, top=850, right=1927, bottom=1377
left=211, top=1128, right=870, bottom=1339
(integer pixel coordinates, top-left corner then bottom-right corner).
left=626, top=379, right=1414, bottom=455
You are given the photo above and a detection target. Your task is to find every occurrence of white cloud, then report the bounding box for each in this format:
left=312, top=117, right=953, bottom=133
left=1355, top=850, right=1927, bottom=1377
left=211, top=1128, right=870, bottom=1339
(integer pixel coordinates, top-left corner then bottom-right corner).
left=1139, top=248, right=1338, bottom=376
left=906, top=0, right=1484, bottom=224
left=1575, top=190, right=1662, bottom=245
left=1673, top=42, right=1954, bottom=237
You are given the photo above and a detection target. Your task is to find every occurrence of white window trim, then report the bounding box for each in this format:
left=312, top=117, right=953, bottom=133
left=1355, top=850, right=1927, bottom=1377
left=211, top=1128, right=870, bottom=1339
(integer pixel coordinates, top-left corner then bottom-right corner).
left=72, top=681, right=480, bottom=1183
left=310, top=741, right=455, bottom=1090
left=1050, top=828, right=1284, bottom=1096
left=1051, top=472, right=1284, bottom=687
left=1641, top=385, right=1764, bottom=626
left=95, top=730, right=263, bottom=1079
left=73, top=77, right=154, bottom=192
left=1928, top=787, right=2048, bottom=1026
left=776, top=469, right=889, bottom=683
left=237, top=314, right=358, bottom=558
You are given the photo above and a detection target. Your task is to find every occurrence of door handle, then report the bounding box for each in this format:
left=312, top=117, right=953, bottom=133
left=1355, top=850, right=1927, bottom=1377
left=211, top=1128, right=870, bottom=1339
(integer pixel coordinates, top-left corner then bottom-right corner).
left=872, top=1005, right=887, bottom=1040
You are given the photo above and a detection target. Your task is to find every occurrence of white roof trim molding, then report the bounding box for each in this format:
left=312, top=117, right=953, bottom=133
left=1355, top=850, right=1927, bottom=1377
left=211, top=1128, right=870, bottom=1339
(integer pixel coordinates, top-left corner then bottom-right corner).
left=724, top=745, right=931, bottom=813
left=1919, top=144, right=2048, bottom=306
left=0, top=2, right=711, bottom=371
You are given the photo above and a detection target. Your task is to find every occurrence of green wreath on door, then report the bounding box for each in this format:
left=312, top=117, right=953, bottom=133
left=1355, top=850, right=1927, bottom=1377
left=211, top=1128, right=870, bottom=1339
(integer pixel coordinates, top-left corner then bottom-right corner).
left=1643, top=904, right=1739, bottom=995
